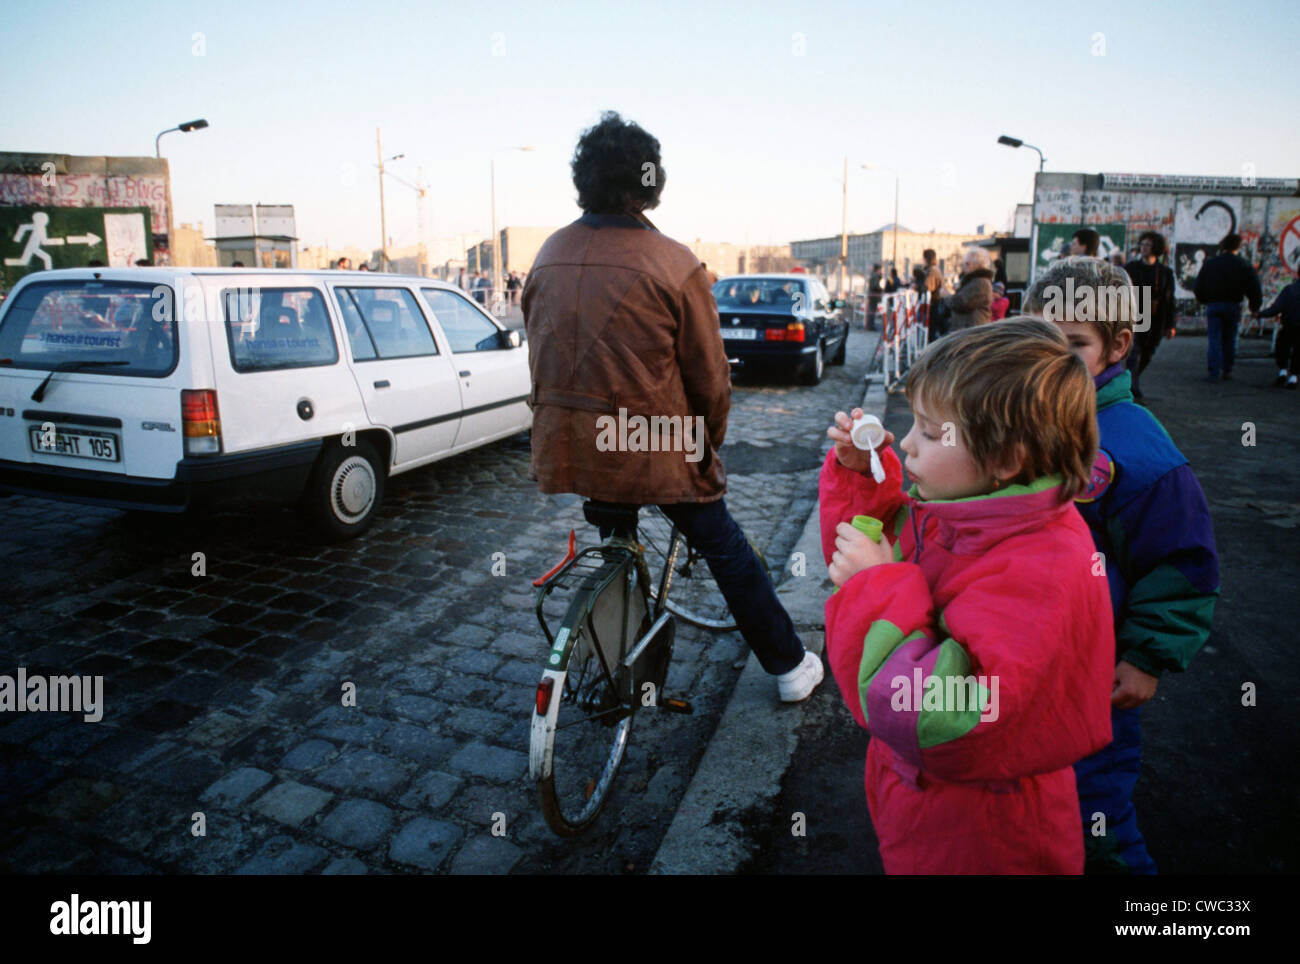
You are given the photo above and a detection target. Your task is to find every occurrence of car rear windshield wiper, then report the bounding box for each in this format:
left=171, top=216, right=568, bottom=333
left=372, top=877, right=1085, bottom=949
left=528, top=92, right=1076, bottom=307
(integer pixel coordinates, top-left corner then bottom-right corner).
left=30, top=360, right=130, bottom=403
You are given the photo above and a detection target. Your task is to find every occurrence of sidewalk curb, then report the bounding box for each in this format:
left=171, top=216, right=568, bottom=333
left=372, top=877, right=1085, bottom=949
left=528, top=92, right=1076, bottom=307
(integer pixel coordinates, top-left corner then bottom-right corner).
left=649, top=349, right=888, bottom=874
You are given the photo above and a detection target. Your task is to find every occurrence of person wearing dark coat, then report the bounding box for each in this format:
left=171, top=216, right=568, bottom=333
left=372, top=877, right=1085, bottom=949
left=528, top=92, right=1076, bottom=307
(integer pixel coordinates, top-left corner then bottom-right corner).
left=1124, top=231, right=1177, bottom=401
left=1193, top=233, right=1262, bottom=381
left=1259, top=277, right=1300, bottom=388
left=943, top=248, right=995, bottom=329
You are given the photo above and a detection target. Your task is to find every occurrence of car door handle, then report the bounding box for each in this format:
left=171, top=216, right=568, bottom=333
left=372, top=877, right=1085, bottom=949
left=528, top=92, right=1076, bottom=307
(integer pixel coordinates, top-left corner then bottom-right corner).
left=374, top=380, right=390, bottom=388
left=458, top=370, right=471, bottom=378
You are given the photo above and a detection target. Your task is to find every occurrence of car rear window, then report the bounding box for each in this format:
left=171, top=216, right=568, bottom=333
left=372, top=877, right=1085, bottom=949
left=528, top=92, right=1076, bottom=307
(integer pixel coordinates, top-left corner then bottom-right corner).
left=0, top=280, right=178, bottom=377
left=223, top=287, right=338, bottom=372
left=712, top=278, right=806, bottom=310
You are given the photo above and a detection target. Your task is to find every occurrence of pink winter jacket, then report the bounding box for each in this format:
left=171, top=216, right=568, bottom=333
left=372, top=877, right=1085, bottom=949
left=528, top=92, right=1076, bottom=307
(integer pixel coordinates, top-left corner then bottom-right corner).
left=820, top=446, right=1114, bottom=874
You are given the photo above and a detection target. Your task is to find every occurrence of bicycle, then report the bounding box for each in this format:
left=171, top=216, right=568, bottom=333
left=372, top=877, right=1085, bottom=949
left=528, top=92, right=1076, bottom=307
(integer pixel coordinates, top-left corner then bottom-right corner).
left=528, top=501, right=750, bottom=836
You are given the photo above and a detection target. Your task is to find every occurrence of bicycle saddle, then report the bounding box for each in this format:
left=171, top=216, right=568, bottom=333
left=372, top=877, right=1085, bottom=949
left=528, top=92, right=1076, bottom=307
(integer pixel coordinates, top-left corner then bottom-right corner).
left=582, top=501, right=640, bottom=535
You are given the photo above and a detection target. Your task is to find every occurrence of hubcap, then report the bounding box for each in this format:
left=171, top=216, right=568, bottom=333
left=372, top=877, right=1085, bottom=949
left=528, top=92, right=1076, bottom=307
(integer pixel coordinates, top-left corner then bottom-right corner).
left=331, top=456, right=375, bottom=522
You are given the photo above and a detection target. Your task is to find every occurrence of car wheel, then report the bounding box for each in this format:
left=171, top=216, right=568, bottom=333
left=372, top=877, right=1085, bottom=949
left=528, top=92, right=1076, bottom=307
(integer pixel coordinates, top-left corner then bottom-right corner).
left=800, top=342, right=825, bottom=385
left=829, top=330, right=848, bottom=365
left=301, top=439, right=386, bottom=541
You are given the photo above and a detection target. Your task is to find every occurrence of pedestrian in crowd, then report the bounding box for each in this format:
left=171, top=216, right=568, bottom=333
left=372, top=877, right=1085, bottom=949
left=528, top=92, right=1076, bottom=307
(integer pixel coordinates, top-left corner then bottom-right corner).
left=1026, top=256, right=1220, bottom=874
left=885, top=266, right=902, bottom=293
left=867, top=263, right=884, bottom=331
left=941, top=247, right=995, bottom=329
left=700, top=261, right=718, bottom=286
left=337, top=256, right=351, bottom=270
left=1110, top=252, right=1126, bottom=268
left=134, top=258, right=151, bottom=267
left=472, top=271, right=487, bottom=304
left=820, top=318, right=1114, bottom=873
left=1258, top=273, right=1300, bottom=388
left=522, top=109, right=822, bottom=704
left=358, top=262, right=371, bottom=271
left=456, top=267, right=468, bottom=291
left=1069, top=228, right=1101, bottom=257
left=920, top=248, right=949, bottom=335
left=1124, top=231, right=1177, bottom=401
left=1193, top=233, right=1262, bottom=381
left=230, top=260, right=244, bottom=268
left=992, top=256, right=1007, bottom=287
left=506, top=270, right=521, bottom=306
left=990, top=281, right=1010, bottom=321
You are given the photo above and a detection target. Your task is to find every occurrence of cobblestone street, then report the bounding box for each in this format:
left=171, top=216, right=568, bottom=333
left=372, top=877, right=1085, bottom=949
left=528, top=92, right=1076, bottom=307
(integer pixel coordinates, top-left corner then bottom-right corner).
left=0, top=329, right=876, bottom=874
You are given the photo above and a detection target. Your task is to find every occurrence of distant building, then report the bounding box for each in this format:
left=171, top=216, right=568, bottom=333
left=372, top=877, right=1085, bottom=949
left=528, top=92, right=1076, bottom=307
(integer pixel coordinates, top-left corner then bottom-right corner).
left=171, top=221, right=216, bottom=267
left=212, top=203, right=298, bottom=268
left=791, top=225, right=990, bottom=286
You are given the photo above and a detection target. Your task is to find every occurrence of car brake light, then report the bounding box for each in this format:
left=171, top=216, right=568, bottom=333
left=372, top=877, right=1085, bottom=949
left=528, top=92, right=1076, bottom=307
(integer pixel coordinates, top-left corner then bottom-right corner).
left=785, top=322, right=806, bottom=343
left=765, top=328, right=785, bottom=341
left=181, top=389, right=222, bottom=454
left=536, top=677, right=555, bottom=715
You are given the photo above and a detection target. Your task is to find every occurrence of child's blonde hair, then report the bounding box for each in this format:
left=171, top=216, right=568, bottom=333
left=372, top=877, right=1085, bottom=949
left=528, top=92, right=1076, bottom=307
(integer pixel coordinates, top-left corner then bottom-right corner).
left=905, top=317, right=1098, bottom=501
left=1023, top=256, right=1138, bottom=349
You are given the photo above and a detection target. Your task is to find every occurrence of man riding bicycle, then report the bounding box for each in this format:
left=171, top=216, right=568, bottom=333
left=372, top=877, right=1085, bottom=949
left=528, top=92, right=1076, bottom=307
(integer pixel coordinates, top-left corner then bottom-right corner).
left=521, top=110, right=822, bottom=702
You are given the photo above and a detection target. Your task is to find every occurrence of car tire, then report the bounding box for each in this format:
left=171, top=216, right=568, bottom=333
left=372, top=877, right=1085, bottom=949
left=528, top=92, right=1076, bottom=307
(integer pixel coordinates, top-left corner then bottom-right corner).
left=800, top=342, right=825, bottom=385
left=829, top=330, right=848, bottom=365
left=301, top=438, right=385, bottom=541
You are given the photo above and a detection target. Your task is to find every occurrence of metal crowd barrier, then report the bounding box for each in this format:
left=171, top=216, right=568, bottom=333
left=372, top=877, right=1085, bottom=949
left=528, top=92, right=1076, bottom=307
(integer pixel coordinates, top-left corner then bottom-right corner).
left=867, top=290, right=929, bottom=393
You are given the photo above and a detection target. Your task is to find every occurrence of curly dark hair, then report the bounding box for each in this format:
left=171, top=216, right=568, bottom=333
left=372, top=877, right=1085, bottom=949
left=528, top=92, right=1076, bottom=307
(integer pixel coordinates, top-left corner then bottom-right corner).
left=571, top=111, right=665, bottom=215
left=1138, top=231, right=1167, bottom=258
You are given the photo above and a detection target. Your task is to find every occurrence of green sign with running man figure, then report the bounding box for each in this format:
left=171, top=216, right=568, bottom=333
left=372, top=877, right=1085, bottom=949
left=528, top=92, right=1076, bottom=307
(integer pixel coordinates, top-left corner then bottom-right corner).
left=1, top=205, right=153, bottom=289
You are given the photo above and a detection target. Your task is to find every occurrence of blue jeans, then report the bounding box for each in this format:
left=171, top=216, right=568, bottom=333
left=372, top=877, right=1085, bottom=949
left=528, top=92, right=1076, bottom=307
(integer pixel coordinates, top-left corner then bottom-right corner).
left=1074, top=705, right=1158, bottom=874
left=1204, top=302, right=1242, bottom=376
left=605, top=499, right=805, bottom=675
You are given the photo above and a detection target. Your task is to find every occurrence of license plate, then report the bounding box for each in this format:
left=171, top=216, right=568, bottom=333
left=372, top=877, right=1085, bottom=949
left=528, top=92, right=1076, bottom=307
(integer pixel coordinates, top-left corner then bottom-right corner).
left=725, top=328, right=758, bottom=340
left=29, top=426, right=120, bottom=462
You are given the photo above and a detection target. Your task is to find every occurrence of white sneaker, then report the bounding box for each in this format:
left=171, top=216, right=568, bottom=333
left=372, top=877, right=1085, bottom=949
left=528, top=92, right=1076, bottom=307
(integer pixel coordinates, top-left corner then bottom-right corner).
left=777, top=650, right=824, bottom=702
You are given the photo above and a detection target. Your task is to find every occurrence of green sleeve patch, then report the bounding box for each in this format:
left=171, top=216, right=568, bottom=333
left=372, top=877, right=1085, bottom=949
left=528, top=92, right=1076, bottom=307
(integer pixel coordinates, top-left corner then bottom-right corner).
left=916, top=637, right=989, bottom=749
left=1119, top=564, right=1218, bottom=673
left=857, top=620, right=922, bottom=727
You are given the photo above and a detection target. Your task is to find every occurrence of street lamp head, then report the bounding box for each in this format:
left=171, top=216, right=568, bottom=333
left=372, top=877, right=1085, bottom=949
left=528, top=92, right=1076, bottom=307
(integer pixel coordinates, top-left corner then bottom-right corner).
left=179, top=119, right=209, bottom=132
left=997, top=135, right=1023, bottom=148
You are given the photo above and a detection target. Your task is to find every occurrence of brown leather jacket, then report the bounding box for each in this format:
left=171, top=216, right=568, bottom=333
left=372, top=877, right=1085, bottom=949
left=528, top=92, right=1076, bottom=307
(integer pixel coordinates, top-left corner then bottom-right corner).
left=521, top=211, right=731, bottom=504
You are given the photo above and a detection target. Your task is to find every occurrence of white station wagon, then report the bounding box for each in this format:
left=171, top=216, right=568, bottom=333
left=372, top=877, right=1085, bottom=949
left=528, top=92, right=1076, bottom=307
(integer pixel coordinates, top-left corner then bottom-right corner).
left=0, top=268, right=532, bottom=539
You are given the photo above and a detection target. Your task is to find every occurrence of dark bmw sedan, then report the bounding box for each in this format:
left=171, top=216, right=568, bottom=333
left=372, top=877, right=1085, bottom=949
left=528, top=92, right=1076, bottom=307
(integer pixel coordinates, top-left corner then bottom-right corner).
left=711, top=274, right=848, bottom=384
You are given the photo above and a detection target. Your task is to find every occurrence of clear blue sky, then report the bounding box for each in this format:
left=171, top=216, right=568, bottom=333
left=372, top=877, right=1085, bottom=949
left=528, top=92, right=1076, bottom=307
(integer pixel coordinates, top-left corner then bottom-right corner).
left=3, top=0, right=1295, bottom=252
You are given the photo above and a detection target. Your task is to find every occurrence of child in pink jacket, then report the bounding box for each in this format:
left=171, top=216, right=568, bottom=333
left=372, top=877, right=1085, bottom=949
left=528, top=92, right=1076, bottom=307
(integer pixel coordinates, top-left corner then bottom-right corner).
left=820, top=318, right=1114, bottom=873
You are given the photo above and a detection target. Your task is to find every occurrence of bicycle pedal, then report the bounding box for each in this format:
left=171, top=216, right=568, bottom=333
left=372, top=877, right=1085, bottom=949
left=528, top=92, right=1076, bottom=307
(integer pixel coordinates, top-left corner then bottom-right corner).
left=659, top=696, right=694, bottom=715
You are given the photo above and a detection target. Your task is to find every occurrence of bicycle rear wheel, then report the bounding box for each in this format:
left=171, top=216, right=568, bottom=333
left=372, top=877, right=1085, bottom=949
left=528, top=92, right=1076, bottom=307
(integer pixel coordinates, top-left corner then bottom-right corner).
left=637, top=506, right=745, bottom=631
left=534, top=624, right=633, bottom=836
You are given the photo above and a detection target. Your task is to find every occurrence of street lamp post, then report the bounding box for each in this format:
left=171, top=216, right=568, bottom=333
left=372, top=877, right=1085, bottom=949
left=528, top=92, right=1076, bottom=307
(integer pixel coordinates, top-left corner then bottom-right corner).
left=154, top=118, right=208, bottom=158
left=490, top=146, right=534, bottom=314
left=997, top=134, right=1046, bottom=171
left=375, top=129, right=405, bottom=272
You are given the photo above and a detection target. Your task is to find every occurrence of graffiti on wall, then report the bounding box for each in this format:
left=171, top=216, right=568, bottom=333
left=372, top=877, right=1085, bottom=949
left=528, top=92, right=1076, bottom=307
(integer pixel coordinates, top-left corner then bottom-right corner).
left=0, top=173, right=168, bottom=266
left=1034, top=181, right=1300, bottom=310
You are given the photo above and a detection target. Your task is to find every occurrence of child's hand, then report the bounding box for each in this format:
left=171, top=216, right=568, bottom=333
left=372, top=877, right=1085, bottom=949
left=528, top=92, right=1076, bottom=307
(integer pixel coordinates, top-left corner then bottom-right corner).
left=827, top=408, right=895, bottom=475
left=1111, top=660, right=1159, bottom=709
left=829, top=521, right=894, bottom=587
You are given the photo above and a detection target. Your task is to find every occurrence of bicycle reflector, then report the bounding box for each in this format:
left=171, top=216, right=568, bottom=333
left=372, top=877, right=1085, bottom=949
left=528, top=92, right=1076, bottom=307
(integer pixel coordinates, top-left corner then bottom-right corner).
left=536, top=677, right=555, bottom=715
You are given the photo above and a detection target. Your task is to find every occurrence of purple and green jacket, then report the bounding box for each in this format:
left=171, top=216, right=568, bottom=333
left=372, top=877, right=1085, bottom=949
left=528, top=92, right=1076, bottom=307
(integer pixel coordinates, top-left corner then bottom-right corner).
left=1075, top=364, right=1220, bottom=675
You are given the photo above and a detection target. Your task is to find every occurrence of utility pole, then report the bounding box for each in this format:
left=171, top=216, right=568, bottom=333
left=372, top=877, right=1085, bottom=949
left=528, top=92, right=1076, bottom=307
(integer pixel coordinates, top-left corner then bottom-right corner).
left=892, top=175, right=900, bottom=273
left=839, top=156, right=848, bottom=296
left=376, top=128, right=389, bottom=271
left=490, top=156, right=499, bottom=312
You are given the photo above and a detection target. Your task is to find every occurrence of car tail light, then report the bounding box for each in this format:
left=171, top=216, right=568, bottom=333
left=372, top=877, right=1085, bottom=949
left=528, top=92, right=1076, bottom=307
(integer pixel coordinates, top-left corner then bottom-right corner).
left=765, top=328, right=785, bottom=341
left=181, top=389, right=222, bottom=455
left=536, top=677, right=555, bottom=715
left=785, top=322, right=806, bottom=342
